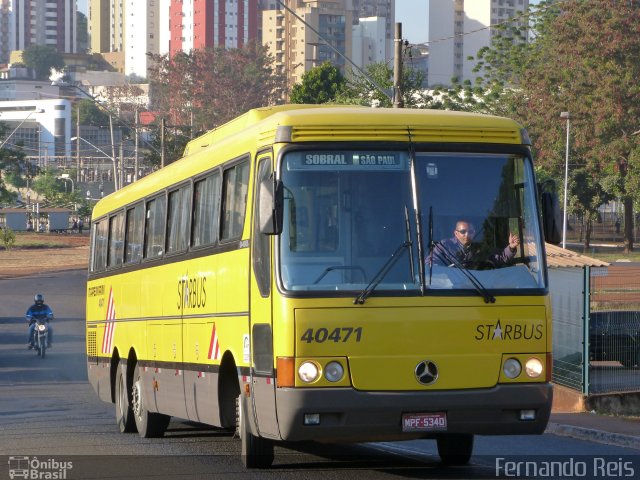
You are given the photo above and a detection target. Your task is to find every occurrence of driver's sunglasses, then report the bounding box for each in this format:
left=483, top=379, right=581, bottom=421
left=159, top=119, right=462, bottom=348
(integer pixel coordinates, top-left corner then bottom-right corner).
left=456, top=229, right=475, bottom=235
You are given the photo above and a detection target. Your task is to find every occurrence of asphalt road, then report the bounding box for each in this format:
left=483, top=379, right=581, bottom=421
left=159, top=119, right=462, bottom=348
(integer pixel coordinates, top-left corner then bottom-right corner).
left=1, top=270, right=639, bottom=480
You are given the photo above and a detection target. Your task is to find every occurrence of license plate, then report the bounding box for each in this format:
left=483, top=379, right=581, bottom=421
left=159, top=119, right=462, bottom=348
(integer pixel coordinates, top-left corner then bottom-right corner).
left=402, top=412, right=447, bottom=432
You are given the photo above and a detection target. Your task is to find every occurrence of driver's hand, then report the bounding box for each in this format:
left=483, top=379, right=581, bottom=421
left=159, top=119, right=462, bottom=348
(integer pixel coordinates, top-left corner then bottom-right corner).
left=508, top=233, right=520, bottom=250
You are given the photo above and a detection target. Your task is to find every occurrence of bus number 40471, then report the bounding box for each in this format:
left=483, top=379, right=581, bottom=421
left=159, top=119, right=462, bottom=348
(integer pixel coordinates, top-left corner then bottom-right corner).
left=300, top=327, right=363, bottom=343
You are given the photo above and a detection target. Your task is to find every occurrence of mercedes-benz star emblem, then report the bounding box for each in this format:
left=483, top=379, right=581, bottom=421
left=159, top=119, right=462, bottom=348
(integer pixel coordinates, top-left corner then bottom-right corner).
left=415, top=360, right=438, bottom=385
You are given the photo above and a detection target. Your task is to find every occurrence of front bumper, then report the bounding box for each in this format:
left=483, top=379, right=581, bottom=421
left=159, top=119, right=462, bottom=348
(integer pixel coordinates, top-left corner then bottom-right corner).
left=275, top=383, right=553, bottom=442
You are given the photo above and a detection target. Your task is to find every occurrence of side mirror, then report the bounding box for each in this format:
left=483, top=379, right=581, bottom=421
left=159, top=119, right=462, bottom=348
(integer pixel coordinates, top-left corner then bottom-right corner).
left=540, top=191, right=562, bottom=245
left=259, top=177, right=283, bottom=235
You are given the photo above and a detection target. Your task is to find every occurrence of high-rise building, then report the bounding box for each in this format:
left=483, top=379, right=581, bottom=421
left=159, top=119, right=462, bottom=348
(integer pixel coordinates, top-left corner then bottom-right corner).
left=169, top=0, right=260, bottom=57
left=263, top=0, right=355, bottom=95
left=88, top=0, right=168, bottom=77
left=0, top=0, right=78, bottom=65
left=428, top=0, right=529, bottom=87
left=352, top=0, right=394, bottom=62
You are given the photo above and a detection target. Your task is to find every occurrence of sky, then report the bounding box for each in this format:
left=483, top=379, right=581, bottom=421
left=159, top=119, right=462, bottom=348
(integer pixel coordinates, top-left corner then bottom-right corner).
left=395, top=0, right=430, bottom=45
left=76, top=0, right=431, bottom=43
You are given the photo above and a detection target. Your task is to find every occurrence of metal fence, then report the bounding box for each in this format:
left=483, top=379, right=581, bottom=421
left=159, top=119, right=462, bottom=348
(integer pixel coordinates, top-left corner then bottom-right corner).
left=551, top=265, right=640, bottom=396
left=588, top=265, right=640, bottom=394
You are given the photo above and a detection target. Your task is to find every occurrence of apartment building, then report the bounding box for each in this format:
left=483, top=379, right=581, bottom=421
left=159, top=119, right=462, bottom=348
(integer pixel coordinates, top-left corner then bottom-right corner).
left=89, top=0, right=168, bottom=77
left=169, top=0, right=260, bottom=57
left=352, top=0, right=394, bottom=63
left=428, top=0, right=529, bottom=87
left=263, top=0, right=355, bottom=93
left=0, top=0, right=77, bottom=65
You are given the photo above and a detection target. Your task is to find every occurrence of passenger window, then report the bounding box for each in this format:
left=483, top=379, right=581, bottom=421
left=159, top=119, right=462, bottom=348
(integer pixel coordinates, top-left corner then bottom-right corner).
left=166, top=184, right=192, bottom=254
left=108, top=212, right=125, bottom=268
left=125, top=203, right=144, bottom=264
left=92, top=220, right=108, bottom=272
left=192, top=173, right=221, bottom=247
left=145, top=195, right=166, bottom=259
left=221, top=160, right=249, bottom=241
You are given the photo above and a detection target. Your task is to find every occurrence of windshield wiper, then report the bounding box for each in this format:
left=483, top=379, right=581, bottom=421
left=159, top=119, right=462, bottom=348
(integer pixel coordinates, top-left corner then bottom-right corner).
left=354, top=240, right=412, bottom=305
left=431, top=242, right=496, bottom=304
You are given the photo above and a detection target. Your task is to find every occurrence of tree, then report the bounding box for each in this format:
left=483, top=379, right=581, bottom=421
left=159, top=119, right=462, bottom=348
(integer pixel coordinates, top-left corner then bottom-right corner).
left=336, top=62, right=425, bottom=108
left=72, top=99, right=110, bottom=127
left=22, top=45, right=65, bottom=80
left=0, top=122, right=30, bottom=204
left=148, top=43, right=284, bottom=134
left=471, top=1, right=640, bottom=252
left=290, top=62, right=346, bottom=104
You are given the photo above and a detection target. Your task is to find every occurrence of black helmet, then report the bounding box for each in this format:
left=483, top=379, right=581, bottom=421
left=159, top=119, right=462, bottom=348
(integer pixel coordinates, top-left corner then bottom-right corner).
left=34, top=294, right=44, bottom=305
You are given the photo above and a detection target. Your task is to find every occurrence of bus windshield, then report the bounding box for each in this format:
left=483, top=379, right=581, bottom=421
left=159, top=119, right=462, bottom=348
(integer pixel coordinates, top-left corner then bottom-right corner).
left=278, top=149, right=546, bottom=294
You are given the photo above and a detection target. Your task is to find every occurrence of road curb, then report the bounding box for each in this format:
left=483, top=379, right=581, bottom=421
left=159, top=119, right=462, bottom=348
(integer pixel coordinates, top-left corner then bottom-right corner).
left=546, top=422, right=640, bottom=451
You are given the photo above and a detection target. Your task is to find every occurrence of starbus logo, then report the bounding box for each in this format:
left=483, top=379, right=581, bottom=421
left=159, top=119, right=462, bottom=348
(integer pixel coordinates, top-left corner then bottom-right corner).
left=8, top=456, right=73, bottom=479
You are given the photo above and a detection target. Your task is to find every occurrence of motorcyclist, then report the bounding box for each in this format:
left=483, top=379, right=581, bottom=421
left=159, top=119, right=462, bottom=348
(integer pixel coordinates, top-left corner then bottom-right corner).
left=26, top=293, right=54, bottom=349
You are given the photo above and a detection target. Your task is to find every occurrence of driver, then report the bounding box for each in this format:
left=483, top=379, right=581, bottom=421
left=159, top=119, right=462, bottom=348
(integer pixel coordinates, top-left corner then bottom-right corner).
left=429, top=220, right=519, bottom=269
left=26, top=293, right=54, bottom=349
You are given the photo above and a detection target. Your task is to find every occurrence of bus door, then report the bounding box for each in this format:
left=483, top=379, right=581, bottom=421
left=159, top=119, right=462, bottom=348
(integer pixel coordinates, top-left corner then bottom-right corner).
left=249, top=154, right=280, bottom=439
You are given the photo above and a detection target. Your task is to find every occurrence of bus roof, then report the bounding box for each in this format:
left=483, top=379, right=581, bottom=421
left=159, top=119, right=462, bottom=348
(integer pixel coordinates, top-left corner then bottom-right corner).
left=91, top=105, right=527, bottom=219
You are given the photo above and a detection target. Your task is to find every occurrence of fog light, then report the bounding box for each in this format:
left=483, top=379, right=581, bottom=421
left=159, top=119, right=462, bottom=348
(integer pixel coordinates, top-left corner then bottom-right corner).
left=304, top=413, right=320, bottom=425
left=525, top=357, right=543, bottom=378
left=324, top=361, right=344, bottom=382
left=503, top=358, right=522, bottom=379
left=520, top=409, right=536, bottom=421
left=298, top=361, right=319, bottom=383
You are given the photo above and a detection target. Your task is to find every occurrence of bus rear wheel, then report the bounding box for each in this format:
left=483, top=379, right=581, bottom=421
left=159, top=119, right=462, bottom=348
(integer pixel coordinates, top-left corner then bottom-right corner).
left=131, top=364, right=170, bottom=438
left=236, top=394, right=274, bottom=468
left=437, top=433, right=474, bottom=465
left=115, top=362, right=136, bottom=433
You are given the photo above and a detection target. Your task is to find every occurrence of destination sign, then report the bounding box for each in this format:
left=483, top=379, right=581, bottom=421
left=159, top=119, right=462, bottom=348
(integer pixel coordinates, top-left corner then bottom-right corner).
left=287, top=151, right=407, bottom=171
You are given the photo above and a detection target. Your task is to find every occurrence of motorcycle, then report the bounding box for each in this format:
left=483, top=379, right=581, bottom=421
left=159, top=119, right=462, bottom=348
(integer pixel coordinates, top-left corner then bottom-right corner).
left=29, top=316, right=50, bottom=358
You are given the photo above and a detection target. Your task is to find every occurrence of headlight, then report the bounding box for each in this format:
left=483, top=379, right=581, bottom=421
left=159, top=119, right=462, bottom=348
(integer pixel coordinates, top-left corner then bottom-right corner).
left=298, top=361, right=320, bottom=383
left=503, top=358, right=522, bottom=379
left=37, top=324, right=46, bottom=332
left=324, top=361, right=344, bottom=382
left=525, top=357, right=544, bottom=378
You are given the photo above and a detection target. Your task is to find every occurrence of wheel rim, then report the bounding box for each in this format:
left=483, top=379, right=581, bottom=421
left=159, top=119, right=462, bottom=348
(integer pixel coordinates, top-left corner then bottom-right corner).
left=117, top=375, right=126, bottom=417
left=132, top=379, right=142, bottom=419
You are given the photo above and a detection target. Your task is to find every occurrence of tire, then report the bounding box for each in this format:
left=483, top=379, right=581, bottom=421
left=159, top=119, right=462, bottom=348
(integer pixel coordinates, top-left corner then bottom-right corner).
left=40, top=342, right=45, bottom=359
left=115, top=362, right=137, bottom=433
left=437, top=433, right=474, bottom=465
left=237, top=394, right=274, bottom=468
left=131, top=364, right=170, bottom=438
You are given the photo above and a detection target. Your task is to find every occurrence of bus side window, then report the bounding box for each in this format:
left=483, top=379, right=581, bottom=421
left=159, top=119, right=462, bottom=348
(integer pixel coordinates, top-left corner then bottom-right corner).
left=145, top=195, right=166, bottom=259
left=107, top=211, right=125, bottom=268
left=221, top=159, right=249, bottom=241
left=93, top=220, right=108, bottom=272
left=125, top=203, right=144, bottom=264
left=192, top=172, right=221, bottom=247
left=166, top=184, right=192, bottom=254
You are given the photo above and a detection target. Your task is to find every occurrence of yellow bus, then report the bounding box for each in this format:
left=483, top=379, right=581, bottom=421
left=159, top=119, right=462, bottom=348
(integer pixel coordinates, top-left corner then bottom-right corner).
left=86, top=105, right=558, bottom=468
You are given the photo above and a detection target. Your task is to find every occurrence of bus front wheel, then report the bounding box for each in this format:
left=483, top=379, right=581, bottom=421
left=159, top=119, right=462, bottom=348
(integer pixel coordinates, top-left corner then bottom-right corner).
left=437, top=433, right=474, bottom=465
left=131, top=364, right=170, bottom=438
left=237, top=394, right=274, bottom=468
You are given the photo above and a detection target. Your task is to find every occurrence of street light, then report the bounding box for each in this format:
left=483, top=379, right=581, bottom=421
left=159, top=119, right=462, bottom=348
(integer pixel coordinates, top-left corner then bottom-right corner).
left=560, top=111, right=571, bottom=250
left=0, top=108, right=44, bottom=149
left=71, top=136, right=119, bottom=191
left=57, top=173, right=75, bottom=193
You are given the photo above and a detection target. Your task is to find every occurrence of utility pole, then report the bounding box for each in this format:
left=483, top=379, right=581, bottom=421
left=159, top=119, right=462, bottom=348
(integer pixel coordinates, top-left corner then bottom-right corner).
left=76, top=104, right=80, bottom=183
left=393, top=22, right=404, bottom=109
left=109, top=114, right=118, bottom=190
left=134, top=107, right=139, bottom=182
left=160, top=117, right=166, bottom=168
